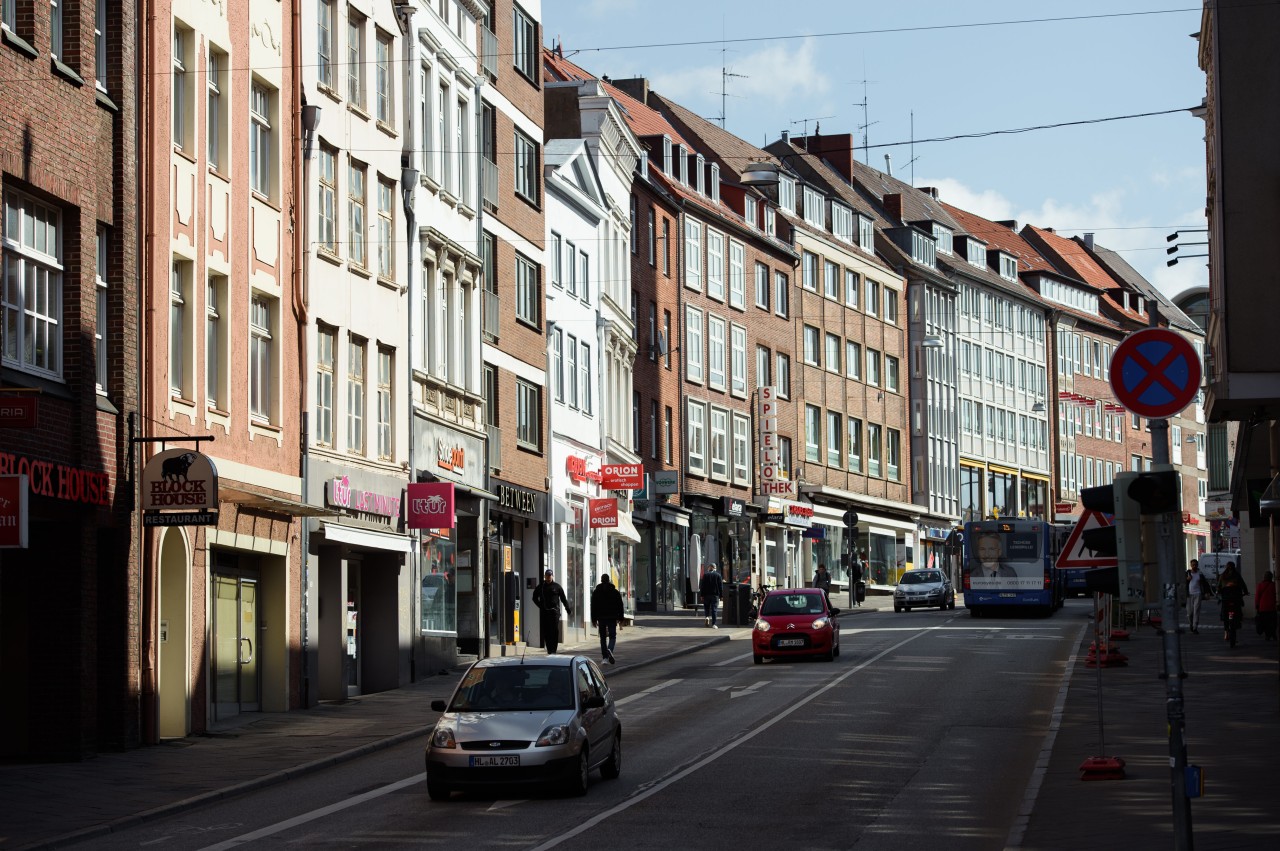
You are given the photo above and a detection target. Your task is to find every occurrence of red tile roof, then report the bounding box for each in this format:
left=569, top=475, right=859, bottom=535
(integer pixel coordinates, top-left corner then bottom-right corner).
left=1023, top=225, right=1118, bottom=291
left=939, top=203, right=1056, bottom=274
left=543, top=49, right=691, bottom=147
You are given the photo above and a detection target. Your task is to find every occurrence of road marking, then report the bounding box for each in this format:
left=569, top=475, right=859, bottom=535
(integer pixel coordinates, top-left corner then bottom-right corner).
left=714, top=680, right=770, bottom=698
left=195, top=774, right=424, bottom=850
left=712, top=652, right=754, bottom=666
left=527, top=626, right=943, bottom=851
left=615, top=678, right=682, bottom=707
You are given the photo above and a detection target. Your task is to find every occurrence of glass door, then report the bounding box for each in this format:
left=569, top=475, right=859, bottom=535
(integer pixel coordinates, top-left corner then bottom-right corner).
left=213, top=566, right=260, bottom=720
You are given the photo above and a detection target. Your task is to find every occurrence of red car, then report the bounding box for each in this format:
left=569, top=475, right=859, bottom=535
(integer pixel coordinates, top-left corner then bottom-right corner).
left=752, top=588, right=841, bottom=663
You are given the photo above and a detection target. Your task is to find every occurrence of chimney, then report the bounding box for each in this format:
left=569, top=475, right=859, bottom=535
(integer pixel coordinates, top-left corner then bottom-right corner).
left=883, top=193, right=904, bottom=222
left=995, top=219, right=1018, bottom=230
left=611, top=77, right=650, bottom=105
left=884, top=153, right=893, bottom=176
left=781, top=130, right=790, bottom=145
left=792, top=132, right=858, bottom=183
left=1083, top=232, right=1095, bottom=250
left=918, top=186, right=940, bottom=200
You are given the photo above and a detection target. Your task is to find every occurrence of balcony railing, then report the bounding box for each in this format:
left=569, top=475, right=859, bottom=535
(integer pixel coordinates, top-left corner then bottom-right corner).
left=481, top=156, right=498, bottom=210
left=487, top=423, right=502, bottom=471
left=481, top=28, right=498, bottom=80
left=483, top=289, right=500, bottom=342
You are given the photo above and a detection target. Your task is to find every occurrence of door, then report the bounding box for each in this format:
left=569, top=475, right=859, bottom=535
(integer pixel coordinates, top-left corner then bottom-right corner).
left=345, top=565, right=361, bottom=697
left=213, top=560, right=260, bottom=720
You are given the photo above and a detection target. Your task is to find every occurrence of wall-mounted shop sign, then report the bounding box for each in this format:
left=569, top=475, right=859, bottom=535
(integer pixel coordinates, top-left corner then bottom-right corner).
left=0, top=475, right=30, bottom=548
left=495, top=482, right=541, bottom=517
left=436, top=440, right=466, bottom=473
left=653, top=469, right=679, bottom=494
left=326, top=475, right=403, bottom=519
left=721, top=497, right=745, bottom=517
left=0, top=396, right=37, bottom=428
left=407, top=481, right=455, bottom=529
left=758, top=387, right=796, bottom=498
left=0, top=450, right=112, bottom=507
left=783, top=501, right=814, bottom=529
left=140, top=449, right=218, bottom=526
left=601, top=463, right=643, bottom=490
left=588, top=498, right=619, bottom=528
left=566, top=455, right=602, bottom=484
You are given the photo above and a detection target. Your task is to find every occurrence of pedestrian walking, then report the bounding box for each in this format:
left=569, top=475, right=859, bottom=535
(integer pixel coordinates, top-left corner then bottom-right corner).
left=1217, top=562, right=1249, bottom=646
left=1255, top=571, right=1276, bottom=641
left=591, top=573, right=625, bottom=664
left=699, top=565, right=723, bottom=628
left=849, top=558, right=863, bottom=607
left=813, top=563, right=833, bottom=606
left=532, top=568, right=571, bottom=654
left=1186, top=559, right=1211, bottom=634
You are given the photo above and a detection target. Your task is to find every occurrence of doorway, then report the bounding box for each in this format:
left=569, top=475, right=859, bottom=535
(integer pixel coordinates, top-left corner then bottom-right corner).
left=212, top=553, right=261, bottom=720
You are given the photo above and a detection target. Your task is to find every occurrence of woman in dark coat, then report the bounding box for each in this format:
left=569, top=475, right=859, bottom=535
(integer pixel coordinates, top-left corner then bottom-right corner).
left=1217, top=563, right=1249, bottom=645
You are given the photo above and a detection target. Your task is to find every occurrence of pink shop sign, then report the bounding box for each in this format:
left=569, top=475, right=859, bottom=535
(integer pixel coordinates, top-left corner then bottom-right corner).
left=406, top=481, right=456, bottom=529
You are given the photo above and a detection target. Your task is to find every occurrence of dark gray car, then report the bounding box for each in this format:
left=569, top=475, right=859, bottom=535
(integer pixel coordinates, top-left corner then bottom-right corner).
left=894, top=568, right=956, bottom=612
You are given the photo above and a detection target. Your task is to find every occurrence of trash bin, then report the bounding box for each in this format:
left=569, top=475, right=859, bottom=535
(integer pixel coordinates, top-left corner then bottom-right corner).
left=722, top=583, right=751, bottom=626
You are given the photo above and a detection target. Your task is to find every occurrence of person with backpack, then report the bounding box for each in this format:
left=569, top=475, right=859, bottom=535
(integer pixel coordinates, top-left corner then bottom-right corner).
left=699, top=565, right=724, bottom=628
left=1186, top=559, right=1212, bottom=634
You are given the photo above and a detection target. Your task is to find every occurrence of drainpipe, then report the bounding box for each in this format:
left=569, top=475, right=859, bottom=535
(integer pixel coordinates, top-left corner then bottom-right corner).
left=473, top=75, right=490, bottom=657
left=137, top=0, right=157, bottom=745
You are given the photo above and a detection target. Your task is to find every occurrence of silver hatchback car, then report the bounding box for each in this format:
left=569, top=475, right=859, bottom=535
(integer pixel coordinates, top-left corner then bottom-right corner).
left=425, top=655, right=621, bottom=799
left=894, top=568, right=956, bottom=612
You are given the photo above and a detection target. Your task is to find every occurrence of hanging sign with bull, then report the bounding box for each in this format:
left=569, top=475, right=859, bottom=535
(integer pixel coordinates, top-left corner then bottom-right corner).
left=140, top=448, right=219, bottom=526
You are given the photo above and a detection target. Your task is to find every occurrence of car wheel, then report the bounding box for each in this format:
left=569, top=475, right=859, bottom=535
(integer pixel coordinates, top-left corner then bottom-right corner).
left=822, top=647, right=835, bottom=662
left=894, top=604, right=902, bottom=613
left=600, top=732, right=622, bottom=780
left=566, top=748, right=590, bottom=796
left=426, top=776, right=451, bottom=801
left=904, top=606, right=911, bottom=612
left=833, top=640, right=840, bottom=658
left=753, top=654, right=763, bottom=664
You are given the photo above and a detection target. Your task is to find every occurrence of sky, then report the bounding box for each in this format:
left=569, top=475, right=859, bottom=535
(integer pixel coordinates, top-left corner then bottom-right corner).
left=542, top=0, right=1209, bottom=300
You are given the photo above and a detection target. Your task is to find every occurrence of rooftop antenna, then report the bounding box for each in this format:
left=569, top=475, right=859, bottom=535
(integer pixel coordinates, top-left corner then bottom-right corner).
left=708, top=19, right=747, bottom=129
left=855, top=71, right=879, bottom=163
left=790, top=115, right=834, bottom=150
left=903, top=111, right=921, bottom=185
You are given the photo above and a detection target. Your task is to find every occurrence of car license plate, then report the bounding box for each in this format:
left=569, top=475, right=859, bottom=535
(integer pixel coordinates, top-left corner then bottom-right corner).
left=777, top=638, right=805, bottom=647
left=469, top=755, right=520, bottom=767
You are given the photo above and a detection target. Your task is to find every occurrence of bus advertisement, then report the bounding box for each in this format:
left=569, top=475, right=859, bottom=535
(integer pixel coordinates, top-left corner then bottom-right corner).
left=962, top=519, right=1065, bottom=616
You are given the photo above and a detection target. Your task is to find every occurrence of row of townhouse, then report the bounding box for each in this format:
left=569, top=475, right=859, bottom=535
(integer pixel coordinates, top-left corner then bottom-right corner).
left=0, top=0, right=1209, bottom=760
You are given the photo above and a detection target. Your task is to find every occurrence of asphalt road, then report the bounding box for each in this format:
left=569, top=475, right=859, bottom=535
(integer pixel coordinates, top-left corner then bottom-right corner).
left=77, top=606, right=1086, bottom=851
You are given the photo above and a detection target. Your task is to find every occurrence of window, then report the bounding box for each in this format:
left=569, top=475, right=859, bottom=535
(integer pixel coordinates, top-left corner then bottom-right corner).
left=169, top=259, right=191, bottom=396
left=803, top=325, right=820, bottom=366
left=629, top=195, right=637, bottom=253
left=932, top=224, right=953, bottom=256
left=564, top=239, right=578, bottom=295
left=663, top=310, right=672, bottom=368
left=885, top=354, right=900, bottom=392
left=745, top=197, right=757, bottom=228
left=730, top=324, right=747, bottom=396
left=375, top=30, right=392, bottom=124
left=551, top=327, right=563, bottom=401
left=172, top=25, right=192, bottom=150
left=347, top=336, right=366, bottom=453
left=377, top=347, right=393, bottom=459
left=578, top=249, right=589, bottom=301
left=316, top=325, right=335, bottom=446
left=865, top=279, right=880, bottom=316
left=579, top=340, right=592, bottom=415
left=207, top=48, right=227, bottom=169
left=347, top=9, right=365, bottom=107
left=317, top=0, right=334, bottom=88
left=685, top=305, right=703, bottom=383
left=999, top=254, right=1018, bottom=281
left=633, top=393, right=641, bottom=453
left=706, top=229, right=724, bottom=300
left=802, top=251, right=818, bottom=291
left=710, top=407, right=729, bottom=480
left=419, top=62, right=433, bottom=178
left=778, top=436, right=792, bottom=479
left=832, top=203, right=853, bottom=243
left=95, top=226, right=108, bottom=392
left=825, top=332, right=841, bottom=374
left=883, top=288, right=899, bottom=323
left=866, top=348, right=881, bottom=386
left=318, top=145, right=337, bottom=253
left=805, top=404, right=821, bottom=462
left=206, top=274, right=227, bottom=408
left=775, top=271, right=789, bottom=317
left=664, top=406, right=673, bottom=463
left=776, top=353, right=791, bottom=398
left=348, top=160, right=367, bottom=268
left=729, top=240, right=745, bottom=309
left=826, top=410, right=841, bottom=467
left=867, top=423, right=882, bottom=477
left=456, top=95, right=469, bottom=205
left=857, top=214, right=874, bottom=251
left=707, top=315, right=726, bottom=390
left=94, top=0, right=107, bottom=86
left=778, top=176, right=796, bottom=214
left=823, top=260, right=839, bottom=299
left=685, top=219, right=702, bottom=291
left=687, top=400, right=706, bottom=475
left=565, top=334, right=578, bottom=409
left=647, top=208, right=656, bottom=265
left=847, top=417, right=862, bottom=473
left=515, top=252, right=539, bottom=325
left=249, top=295, right=274, bottom=421
left=649, top=400, right=658, bottom=459
left=887, top=428, right=901, bottom=481
left=377, top=178, right=394, bottom=278
left=733, top=413, right=750, bottom=484
left=512, top=3, right=538, bottom=81
left=438, top=80, right=452, bottom=190
left=249, top=80, right=274, bottom=197
left=513, top=128, right=539, bottom=203
left=662, top=219, right=671, bottom=275
left=846, top=340, right=861, bottom=380
left=756, top=344, right=771, bottom=388
left=516, top=379, right=541, bottom=449
left=803, top=187, right=824, bottom=228
left=754, top=262, right=769, bottom=310
left=549, top=232, right=562, bottom=288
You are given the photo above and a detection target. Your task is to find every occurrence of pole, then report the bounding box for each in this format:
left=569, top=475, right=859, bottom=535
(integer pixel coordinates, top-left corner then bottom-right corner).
left=1150, top=416, right=1194, bottom=850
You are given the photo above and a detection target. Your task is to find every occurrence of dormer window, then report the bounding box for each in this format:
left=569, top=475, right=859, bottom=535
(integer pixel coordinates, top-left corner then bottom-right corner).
left=932, top=224, right=953, bottom=256
left=910, top=229, right=936, bottom=268
left=662, top=136, right=672, bottom=175
left=678, top=147, right=688, bottom=185
left=857, top=213, right=874, bottom=251
left=695, top=153, right=705, bottom=194
left=831, top=203, right=853, bottom=243
left=965, top=237, right=986, bottom=268
left=710, top=163, right=720, bottom=203
left=765, top=206, right=776, bottom=236
left=744, top=197, right=757, bottom=228
left=993, top=251, right=1017, bottom=281
left=1134, top=295, right=1145, bottom=314
left=802, top=186, right=824, bottom=228
left=778, top=176, right=796, bottom=215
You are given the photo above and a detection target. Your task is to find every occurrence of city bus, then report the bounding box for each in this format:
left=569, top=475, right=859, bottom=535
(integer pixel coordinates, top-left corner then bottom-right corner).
left=962, top=519, right=1066, bottom=617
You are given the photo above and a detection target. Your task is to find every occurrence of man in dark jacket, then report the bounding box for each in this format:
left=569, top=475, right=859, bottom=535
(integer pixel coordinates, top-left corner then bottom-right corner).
left=532, top=568, right=570, bottom=654
left=699, top=566, right=724, bottom=628
left=591, top=573, right=625, bottom=664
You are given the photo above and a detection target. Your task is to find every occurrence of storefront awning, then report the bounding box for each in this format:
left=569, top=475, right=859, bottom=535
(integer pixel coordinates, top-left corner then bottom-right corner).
left=222, top=485, right=339, bottom=518
left=607, top=512, right=641, bottom=543
left=321, top=522, right=413, bottom=553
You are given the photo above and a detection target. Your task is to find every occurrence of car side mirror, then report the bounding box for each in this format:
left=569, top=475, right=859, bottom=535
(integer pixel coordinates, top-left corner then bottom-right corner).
left=829, top=607, right=841, bottom=617
left=431, top=699, right=447, bottom=712
left=583, top=694, right=606, bottom=709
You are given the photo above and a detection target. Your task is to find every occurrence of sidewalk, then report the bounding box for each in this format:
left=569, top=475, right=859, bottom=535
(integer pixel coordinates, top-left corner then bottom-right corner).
left=4, top=599, right=1276, bottom=850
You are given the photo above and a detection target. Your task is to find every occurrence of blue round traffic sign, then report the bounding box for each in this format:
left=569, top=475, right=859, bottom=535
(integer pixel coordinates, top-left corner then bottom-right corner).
left=1109, top=328, right=1201, bottom=419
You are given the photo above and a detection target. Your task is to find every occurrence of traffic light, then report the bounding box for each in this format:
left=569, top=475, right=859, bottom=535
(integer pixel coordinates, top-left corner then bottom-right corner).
left=1079, top=471, right=1146, bottom=603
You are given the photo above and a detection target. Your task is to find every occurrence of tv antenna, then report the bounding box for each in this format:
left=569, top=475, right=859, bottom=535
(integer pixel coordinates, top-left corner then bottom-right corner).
left=791, top=115, right=834, bottom=150
left=855, top=73, right=879, bottom=163
left=709, top=23, right=747, bottom=129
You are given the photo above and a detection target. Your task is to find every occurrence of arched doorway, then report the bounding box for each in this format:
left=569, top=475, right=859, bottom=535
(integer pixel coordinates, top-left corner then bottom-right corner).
left=158, top=527, right=191, bottom=738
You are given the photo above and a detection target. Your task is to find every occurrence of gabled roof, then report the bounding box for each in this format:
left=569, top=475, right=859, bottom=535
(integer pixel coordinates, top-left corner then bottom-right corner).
left=1021, top=225, right=1118, bottom=292
left=1085, top=241, right=1201, bottom=334
left=545, top=139, right=605, bottom=209
left=650, top=94, right=774, bottom=182
left=940, top=203, right=1056, bottom=274
left=543, top=49, right=691, bottom=148
left=849, top=159, right=963, bottom=232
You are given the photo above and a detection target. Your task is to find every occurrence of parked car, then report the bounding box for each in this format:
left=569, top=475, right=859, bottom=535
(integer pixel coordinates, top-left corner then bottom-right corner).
left=894, top=568, right=956, bottom=612
left=752, top=588, right=840, bottom=663
left=424, top=655, right=621, bottom=800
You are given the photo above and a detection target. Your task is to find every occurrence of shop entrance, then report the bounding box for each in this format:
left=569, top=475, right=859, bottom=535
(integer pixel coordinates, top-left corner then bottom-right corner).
left=345, top=563, right=361, bottom=697
left=212, top=553, right=261, bottom=720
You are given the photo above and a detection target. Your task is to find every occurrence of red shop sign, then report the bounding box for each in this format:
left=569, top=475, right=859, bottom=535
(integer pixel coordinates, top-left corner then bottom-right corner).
left=600, top=463, right=643, bottom=490
left=588, top=498, right=619, bottom=528
left=407, top=482, right=456, bottom=530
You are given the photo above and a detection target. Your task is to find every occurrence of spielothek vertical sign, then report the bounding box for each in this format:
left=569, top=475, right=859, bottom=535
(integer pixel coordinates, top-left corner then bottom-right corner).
left=758, top=387, right=795, bottom=498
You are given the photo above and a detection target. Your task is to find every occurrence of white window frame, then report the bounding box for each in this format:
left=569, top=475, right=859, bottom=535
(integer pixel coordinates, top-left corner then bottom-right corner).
left=347, top=9, right=366, bottom=108
left=687, top=400, right=707, bottom=475
left=377, top=347, right=393, bottom=459
left=206, top=274, right=227, bottom=409
left=377, top=177, right=394, bottom=279
left=207, top=47, right=226, bottom=170
left=685, top=305, right=704, bottom=383
left=249, top=79, right=275, bottom=198
left=249, top=294, right=274, bottom=422
left=347, top=336, right=366, bottom=454
left=707, top=314, right=727, bottom=391
left=803, top=324, right=819, bottom=366
left=315, top=325, right=335, bottom=446
left=730, top=323, right=747, bottom=397
left=754, top=261, right=769, bottom=310
left=348, top=160, right=367, bottom=268
left=169, top=258, right=191, bottom=396
left=732, top=412, right=751, bottom=484
left=728, top=239, right=745, bottom=309
left=375, top=29, right=393, bottom=124
left=685, top=219, right=703, bottom=291
left=805, top=404, right=821, bottom=462
left=317, top=0, right=334, bottom=88
left=318, top=144, right=337, bottom=253
left=709, top=406, right=729, bottom=481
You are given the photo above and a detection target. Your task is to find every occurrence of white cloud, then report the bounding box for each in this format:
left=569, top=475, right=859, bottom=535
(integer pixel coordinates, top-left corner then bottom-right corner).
left=915, top=178, right=1015, bottom=221
left=649, top=39, right=831, bottom=117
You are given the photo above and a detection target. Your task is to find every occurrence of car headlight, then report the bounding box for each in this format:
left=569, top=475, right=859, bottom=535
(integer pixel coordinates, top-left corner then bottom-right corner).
left=431, top=726, right=457, bottom=749
left=811, top=618, right=829, bottom=630
left=536, top=724, right=570, bottom=747
left=754, top=620, right=771, bottom=632
left=894, top=588, right=904, bottom=597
